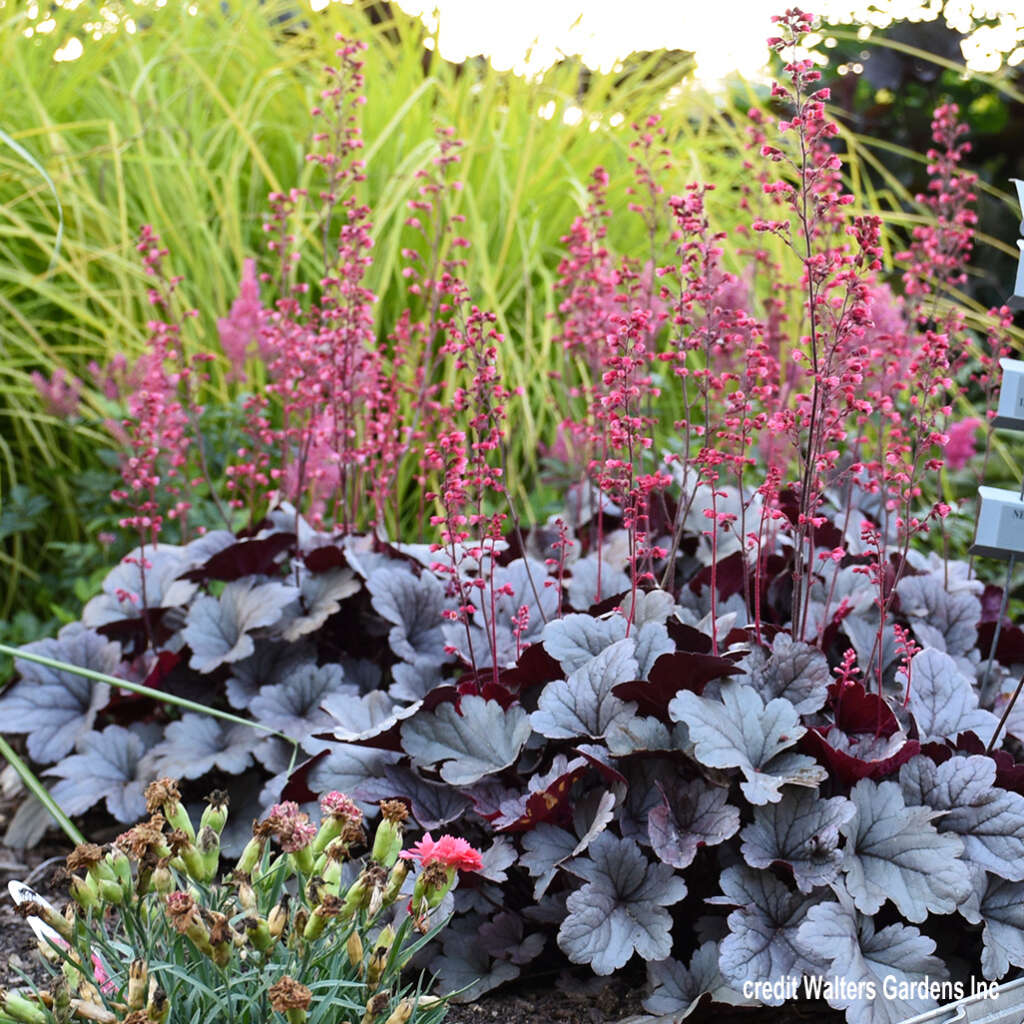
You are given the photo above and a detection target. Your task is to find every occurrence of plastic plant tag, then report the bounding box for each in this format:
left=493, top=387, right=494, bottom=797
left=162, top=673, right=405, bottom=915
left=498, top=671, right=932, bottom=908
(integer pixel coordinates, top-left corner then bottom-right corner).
left=897, top=975, right=1024, bottom=1023
left=992, top=359, right=1024, bottom=430
left=1011, top=239, right=1024, bottom=312
left=8, top=879, right=115, bottom=992
left=970, top=486, right=1024, bottom=560
left=7, top=879, right=64, bottom=947
left=1010, top=179, right=1024, bottom=311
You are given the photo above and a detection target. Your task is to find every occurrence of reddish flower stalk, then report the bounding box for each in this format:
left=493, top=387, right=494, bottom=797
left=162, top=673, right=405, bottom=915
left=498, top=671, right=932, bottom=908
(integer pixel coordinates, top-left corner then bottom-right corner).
left=759, top=9, right=882, bottom=640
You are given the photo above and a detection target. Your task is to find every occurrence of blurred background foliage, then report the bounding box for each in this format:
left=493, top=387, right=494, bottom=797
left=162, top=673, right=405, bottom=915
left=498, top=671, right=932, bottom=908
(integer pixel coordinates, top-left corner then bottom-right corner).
left=1, top=0, right=1023, bottom=662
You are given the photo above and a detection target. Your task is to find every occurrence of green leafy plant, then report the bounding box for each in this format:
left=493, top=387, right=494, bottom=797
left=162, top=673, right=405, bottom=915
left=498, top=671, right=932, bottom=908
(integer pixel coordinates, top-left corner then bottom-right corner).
left=2, top=779, right=478, bottom=1024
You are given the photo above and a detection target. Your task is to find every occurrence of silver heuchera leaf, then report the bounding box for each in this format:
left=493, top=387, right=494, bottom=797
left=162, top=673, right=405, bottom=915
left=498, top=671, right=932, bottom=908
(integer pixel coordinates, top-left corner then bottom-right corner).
left=519, top=789, right=617, bottom=899
left=366, top=566, right=450, bottom=666
left=401, top=696, right=533, bottom=785
left=440, top=558, right=556, bottom=668
left=144, top=713, right=260, bottom=780
left=520, top=825, right=578, bottom=899
left=249, top=662, right=355, bottom=743
left=900, top=754, right=1024, bottom=881
left=307, top=746, right=403, bottom=814
left=644, top=943, right=751, bottom=1020
left=902, top=648, right=998, bottom=746
left=0, top=623, right=118, bottom=763
left=796, top=897, right=947, bottom=1024
left=277, top=566, right=359, bottom=642
left=224, top=643, right=316, bottom=709
left=648, top=778, right=740, bottom=870
left=566, top=552, right=630, bottom=611
left=669, top=683, right=826, bottom=805
left=708, top=866, right=822, bottom=1001
left=478, top=911, right=546, bottom=966
left=896, top=573, right=980, bottom=658
left=82, top=545, right=197, bottom=625
left=354, top=764, right=471, bottom=829
left=320, top=689, right=418, bottom=744
left=620, top=758, right=677, bottom=844
left=46, top=725, right=154, bottom=822
left=620, top=588, right=676, bottom=627
left=605, top=714, right=688, bottom=756
left=430, top=915, right=520, bottom=1002
left=979, top=876, right=1024, bottom=980
left=754, top=634, right=830, bottom=715
left=840, top=778, right=971, bottom=922
left=183, top=579, right=292, bottom=673
left=478, top=837, right=518, bottom=884
left=741, top=789, right=855, bottom=893
left=558, top=833, right=687, bottom=975
left=531, top=639, right=639, bottom=740
left=633, top=620, right=675, bottom=680
left=541, top=613, right=627, bottom=674
left=388, top=659, right=445, bottom=703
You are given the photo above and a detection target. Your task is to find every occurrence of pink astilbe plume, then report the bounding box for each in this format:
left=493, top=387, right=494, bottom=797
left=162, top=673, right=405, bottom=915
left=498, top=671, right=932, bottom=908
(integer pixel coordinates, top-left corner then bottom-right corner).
left=217, top=258, right=264, bottom=381
left=30, top=367, right=81, bottom=419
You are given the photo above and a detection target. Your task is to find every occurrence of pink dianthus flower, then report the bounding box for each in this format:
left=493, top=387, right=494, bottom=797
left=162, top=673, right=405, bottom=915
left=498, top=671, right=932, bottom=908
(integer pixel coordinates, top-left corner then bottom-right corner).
left=320, top=791, right=363, bottom=823
left=399, top=833, right=483, bottom=872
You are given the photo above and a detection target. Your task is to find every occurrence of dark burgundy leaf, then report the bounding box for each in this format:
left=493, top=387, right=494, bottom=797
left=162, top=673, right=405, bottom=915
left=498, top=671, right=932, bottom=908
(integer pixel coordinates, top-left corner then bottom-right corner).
left=613, top=651, right=743, bottom=720
left=96, top=608, right=171, bottom=656
left=977, top=621, right=1024, bottom=666
left=589, top=590, right=632, bottom=616
left=831, top=680, right=901, bottom=737
left=143, top=650, right=181, bottom=690
left=666, top=619, right=713, bottom=654
left=279, top=749, right=329, bottom=804
left=505, top=642, right=563, bottom=693
left=801, top=681, right=920, bottom=784
left=980, top=584, right=1005, bottom=623
left=180, top=532, right=295, bottom=583
left=495, top=758, right=591, bottom=832
left=688, top=551, right=746, bottom=602
left=935, top=733, right=1024, bottom=797
left=304, top=545, right=348, bottom=573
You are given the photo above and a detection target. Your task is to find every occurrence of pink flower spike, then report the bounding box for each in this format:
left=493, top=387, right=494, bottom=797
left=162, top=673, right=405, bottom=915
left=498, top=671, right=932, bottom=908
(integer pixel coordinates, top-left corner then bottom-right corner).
left=400, top=833, right=483, bottom=872
left=943, top=418, right=982, bottom=470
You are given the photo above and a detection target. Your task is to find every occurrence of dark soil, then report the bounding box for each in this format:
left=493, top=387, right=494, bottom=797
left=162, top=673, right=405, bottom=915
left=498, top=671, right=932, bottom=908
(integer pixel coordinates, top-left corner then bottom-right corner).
left=0, top=811, right=70, bottom=991
left=441, top=971, right=843, bottom=1024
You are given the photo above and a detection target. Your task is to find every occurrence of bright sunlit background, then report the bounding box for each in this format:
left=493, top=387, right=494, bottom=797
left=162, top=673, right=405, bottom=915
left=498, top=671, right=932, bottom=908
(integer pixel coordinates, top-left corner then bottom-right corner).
left=343, top=0, right=1024, bottom=85
left=24, top=0, right=1024, bottom=83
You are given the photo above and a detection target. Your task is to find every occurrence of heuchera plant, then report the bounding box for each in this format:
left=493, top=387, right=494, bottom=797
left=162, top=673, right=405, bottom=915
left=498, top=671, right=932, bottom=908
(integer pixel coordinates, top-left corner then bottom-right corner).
left=3, top=779, right=475, bottom=1024
left=5, top=12, right=1024, bottom=1024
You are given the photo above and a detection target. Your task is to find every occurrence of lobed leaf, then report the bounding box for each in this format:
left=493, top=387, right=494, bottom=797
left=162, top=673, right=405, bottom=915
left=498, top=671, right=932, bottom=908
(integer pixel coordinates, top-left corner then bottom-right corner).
left=182, top=579, right=293, bottom=673
left=531, top=638, right=638, bottom=740
left=0, top=623, right=118, bottom=763
left=840, top=778, right=971, bottom=921
left=648, top=778, right=740, bottom=870
left=558, top=833, right=687, bottom=974
left=401, top=695, right=533, bottom=786
left=670, top=683, right=825, bottom=804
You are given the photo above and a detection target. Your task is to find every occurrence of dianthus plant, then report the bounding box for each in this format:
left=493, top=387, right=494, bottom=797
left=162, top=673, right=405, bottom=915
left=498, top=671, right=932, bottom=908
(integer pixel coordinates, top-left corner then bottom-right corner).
left=4, top=779, right=479, bottom=1024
